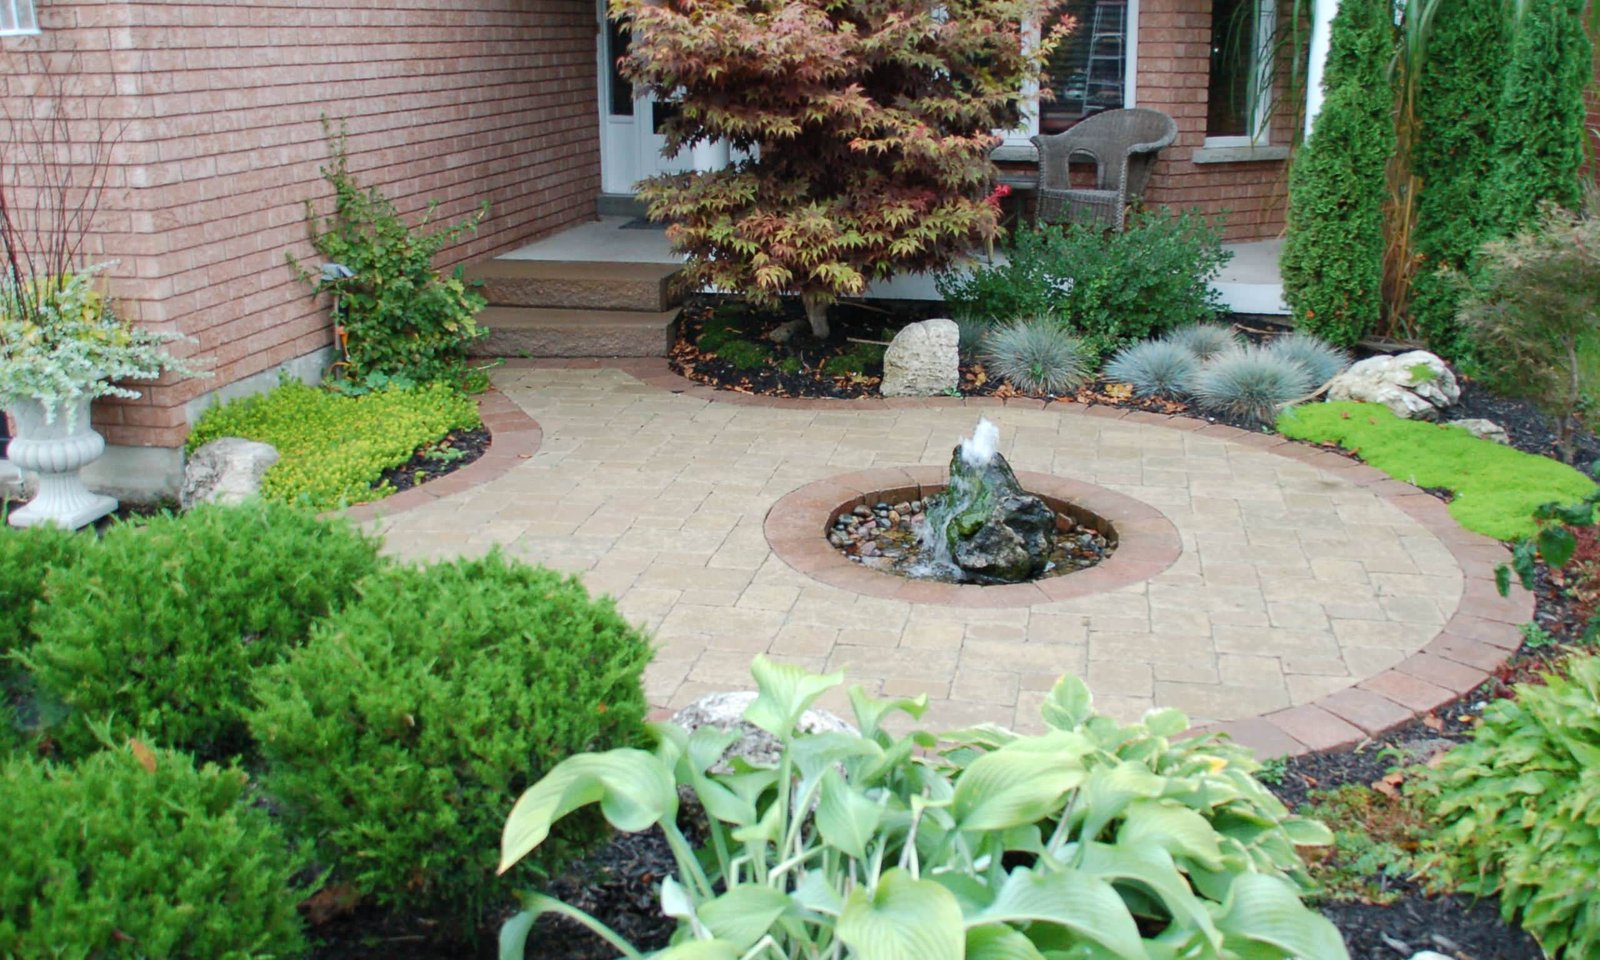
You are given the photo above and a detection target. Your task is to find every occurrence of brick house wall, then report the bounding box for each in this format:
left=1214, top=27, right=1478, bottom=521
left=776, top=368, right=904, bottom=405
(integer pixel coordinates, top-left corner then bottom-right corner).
left=1, top=0, right=600, bottom=452
left=1136, top=0, right=1297, bottom=241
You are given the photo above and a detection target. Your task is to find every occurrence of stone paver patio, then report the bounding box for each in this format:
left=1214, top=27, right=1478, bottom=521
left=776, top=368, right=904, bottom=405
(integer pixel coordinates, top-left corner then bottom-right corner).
left=362, top=360, right=1530, bottom=755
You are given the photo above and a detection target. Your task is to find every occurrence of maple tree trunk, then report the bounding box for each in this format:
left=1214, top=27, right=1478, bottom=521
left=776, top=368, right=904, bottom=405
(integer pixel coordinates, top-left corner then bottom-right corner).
left=801, top=292, right=831, bottom=339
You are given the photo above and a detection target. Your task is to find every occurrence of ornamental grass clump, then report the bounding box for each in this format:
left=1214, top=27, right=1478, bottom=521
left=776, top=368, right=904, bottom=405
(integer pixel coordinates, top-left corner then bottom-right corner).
left=25, top=501, right=383, bottom=762
left=0, top=740, right=307, bottom=959
left=188, top=379, right=481, bottom=509
left=1104, top=339, right=1199, bottom=398
left=499, top=658, right=1348, bottom=960
left=1163, top=321, right=1242, bottom=361
left=1414, top=653, right=1600, bottom=958
left=1190, top=346, right=1315, bottom=427
left=1265, top=331, right=1351, bottom=386
left=980, top=318, right=1092, bottom=395
left=249, top=551, right=653, bottom=935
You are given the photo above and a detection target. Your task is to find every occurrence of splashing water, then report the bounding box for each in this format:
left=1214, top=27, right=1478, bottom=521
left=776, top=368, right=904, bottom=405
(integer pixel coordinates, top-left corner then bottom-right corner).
left=960, top=417, right=1000, bottom=468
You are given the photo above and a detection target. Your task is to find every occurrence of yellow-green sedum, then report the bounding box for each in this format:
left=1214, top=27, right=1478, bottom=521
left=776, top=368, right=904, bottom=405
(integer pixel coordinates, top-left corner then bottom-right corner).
left=187, top=379, right=481, bottom=509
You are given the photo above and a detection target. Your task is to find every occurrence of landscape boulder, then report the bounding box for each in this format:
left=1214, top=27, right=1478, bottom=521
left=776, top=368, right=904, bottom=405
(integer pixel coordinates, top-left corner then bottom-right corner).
left=1445, top=418, right=1510, bottom=445
left=180, top=438, right=280, bottom=509
left=881, top=318, right=960, bottom=397
left=671, top=690, right=855, bottom=771
left=1326, top=350, right=1460, bottom=419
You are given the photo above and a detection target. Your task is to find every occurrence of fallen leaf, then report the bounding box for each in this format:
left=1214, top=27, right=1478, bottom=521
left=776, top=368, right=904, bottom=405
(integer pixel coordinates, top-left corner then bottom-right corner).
left=1422, top=714, right=1444, bottom=732
left=130, top=739, right=157, bottom=774
left=1104, top=383, right=1133, bottom=400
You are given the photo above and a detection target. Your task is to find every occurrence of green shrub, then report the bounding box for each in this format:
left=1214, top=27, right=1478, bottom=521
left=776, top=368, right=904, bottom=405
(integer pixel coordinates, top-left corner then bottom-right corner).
left=1458, top=188, right=1600, bottom=463
left=249, top=551, right=653, bottom=933
left=1486, top=0, right=1592, bottom=234
left=1277, top=402, right=1596, bottom=539
left=188, top=380, right=481, bottom=509
left=1104, top=338, right=1198, bottom=398
left=1415, top=653, right=1600, bottom=958
left=0, top=741, right=306, bottom=959
left=1164, top=321, right=1242, bottom=361
left=26, top=502, right=382, bottom=762
left=1265, top=331, right=1351, bottom=386
left=500, top=659, right=1346, bottom=960
left=0, top=524, right=89, bottom=667
left=938, top=210, right=1230, bottom=358
left=1191, top=346, right=1315, bottom=426
left=980, top=318, right=1092, bottom=395
left=1280, top=0, right=1395, bottom=345
left=292, top=121, right=487, bottom=385
left=1408, top=0, right=1509, bottom=356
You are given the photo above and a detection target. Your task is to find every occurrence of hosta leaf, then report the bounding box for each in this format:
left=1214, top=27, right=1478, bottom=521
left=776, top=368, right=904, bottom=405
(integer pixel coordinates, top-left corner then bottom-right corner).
left=817, top=767, right=883, bottom=860
left=499, top=749, right=675, bottom=874
left=1118, top=800, right=1224, bottom=870
left=687, top=724, right=742, bottom=773
left=1041, top=675, right=1094, bottom=730
left=965, top=924, right=1047, bottom=960
left=976, top=866, right=1145, bottom=960
left=849, top=685, right=929, bottom=738
left=838, top=868, right=965, bottom=960
left=698, top=886, right=794, bottom=950
left=649, top=942, right=742, bottom=960
left=793, top=870, right=845, bottom=916
left=1142, top=707, right=1189, bottom=738
left=1077, top=762, right=1166, bottom=843
left=1077, top=842, right=1221, bottom=947
left=1215, top=874, right=1350, bottom=960
left=744, top=655, right=845, bottom=739
left=1281, top=817, right=1335, bottom=847
left=789, top=731, right=883, bottom=780
left=952, top=733, right=1089, bottom=832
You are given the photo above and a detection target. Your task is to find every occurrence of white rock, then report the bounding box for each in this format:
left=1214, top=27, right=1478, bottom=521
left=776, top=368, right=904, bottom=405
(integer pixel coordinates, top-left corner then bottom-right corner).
left=1407, top=953, right=1452, bottom=960
left=1326, top=350, right=1460, bottom=419
left=180, top=437, right=280, bottom=510
left=1446, top=418, right=1510, bottom=444
left=671, top=690, right=855, bottom=771
left=881, top=318, right=960, bottom=398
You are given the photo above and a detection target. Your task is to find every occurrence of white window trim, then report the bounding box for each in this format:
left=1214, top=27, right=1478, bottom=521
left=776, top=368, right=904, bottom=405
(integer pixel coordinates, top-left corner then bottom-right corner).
left=1203, top=0, right=1276, bottom=147
left=0, top=0, right=39, bottom=36
left=1000, top=0, right=1140, bottom=152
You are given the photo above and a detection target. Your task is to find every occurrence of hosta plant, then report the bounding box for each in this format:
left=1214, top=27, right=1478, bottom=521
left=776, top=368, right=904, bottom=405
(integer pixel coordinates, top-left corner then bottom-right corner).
left=498, top=656, right=1346, bottom=960
left=1414, top=653, right=1600, bottom=958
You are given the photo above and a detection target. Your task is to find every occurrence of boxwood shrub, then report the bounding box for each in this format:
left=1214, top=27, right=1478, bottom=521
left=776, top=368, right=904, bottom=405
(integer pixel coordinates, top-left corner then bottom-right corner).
left=0, top=742, right=306, bottom=959
left=0, top=524, right=90, bottom=665
left=187, top=379, right=481, bottom=509
left=249, top=551, right=653, bottom=933
left=26, top=502, right=383, bottom=762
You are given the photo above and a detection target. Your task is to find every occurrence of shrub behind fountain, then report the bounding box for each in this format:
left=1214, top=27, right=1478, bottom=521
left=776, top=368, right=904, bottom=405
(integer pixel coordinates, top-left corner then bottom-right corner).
left=919, top=419, right=1057, bottom=583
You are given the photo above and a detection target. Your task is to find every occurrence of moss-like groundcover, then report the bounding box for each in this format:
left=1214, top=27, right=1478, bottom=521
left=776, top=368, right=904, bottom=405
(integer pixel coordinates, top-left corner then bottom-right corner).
left=1277, top=402, right=1595, bottom=539
left=188, top=380, right=481, bottom=509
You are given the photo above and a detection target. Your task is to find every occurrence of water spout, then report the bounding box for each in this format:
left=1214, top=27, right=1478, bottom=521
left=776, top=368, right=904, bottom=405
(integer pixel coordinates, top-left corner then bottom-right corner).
left=960, top=417, right=1000, bottom=468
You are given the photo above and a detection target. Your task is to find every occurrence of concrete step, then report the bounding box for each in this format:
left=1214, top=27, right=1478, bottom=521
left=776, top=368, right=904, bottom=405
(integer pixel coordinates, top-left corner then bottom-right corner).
left=470, top=306, right=679, bottom=358
left=464, top=259, right=687, bottom=313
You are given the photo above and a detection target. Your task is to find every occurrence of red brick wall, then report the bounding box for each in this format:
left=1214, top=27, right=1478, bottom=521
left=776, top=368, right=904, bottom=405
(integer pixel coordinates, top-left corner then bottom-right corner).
left=1, top=1, right=600, bottom=448
left=1136, top=0, right=1296, bottom=241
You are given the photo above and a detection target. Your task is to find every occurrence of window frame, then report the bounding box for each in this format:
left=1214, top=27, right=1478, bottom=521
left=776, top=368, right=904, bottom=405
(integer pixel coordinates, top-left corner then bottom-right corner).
left=1203, top=0, right=1276, bottom=147
left=998, top=0, right=1141, bottom=154
left=0, top=0, right=39, bottom=36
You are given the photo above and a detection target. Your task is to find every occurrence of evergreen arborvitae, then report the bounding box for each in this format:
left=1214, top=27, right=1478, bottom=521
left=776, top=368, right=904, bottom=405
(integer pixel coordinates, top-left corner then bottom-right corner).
left=1280, top=0, right=1396, bottom=346
left=1408, top=0, right=1510, bottom=357
left=1487, top=0, right=1593, bottom=231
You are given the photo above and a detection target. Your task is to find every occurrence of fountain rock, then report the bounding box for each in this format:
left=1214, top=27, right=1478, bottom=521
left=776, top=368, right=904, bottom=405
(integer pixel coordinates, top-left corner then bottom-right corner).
left=922, top=419, right=1058, bottom=583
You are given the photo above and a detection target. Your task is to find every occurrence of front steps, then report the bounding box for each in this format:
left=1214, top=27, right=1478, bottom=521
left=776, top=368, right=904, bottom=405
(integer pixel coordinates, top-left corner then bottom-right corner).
left=464, top=259, right=687, bottom=358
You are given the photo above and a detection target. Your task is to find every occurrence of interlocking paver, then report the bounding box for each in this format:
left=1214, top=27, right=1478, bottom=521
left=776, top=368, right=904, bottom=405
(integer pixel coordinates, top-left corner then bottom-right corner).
left=372, top=367, right=1488, bottom=736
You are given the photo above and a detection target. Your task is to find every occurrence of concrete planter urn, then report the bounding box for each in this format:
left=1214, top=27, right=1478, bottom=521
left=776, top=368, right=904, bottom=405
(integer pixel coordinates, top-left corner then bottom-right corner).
left=4, top=396, right=116, bottom=529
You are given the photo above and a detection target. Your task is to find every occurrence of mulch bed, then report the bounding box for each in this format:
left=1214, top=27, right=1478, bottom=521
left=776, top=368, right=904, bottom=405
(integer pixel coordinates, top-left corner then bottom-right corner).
left=376, top=427, right=490, bottom=495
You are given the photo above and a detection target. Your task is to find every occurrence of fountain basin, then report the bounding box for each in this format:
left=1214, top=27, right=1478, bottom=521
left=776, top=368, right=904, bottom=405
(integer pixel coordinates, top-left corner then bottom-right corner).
left=765, top=466, right=1183, bottom=607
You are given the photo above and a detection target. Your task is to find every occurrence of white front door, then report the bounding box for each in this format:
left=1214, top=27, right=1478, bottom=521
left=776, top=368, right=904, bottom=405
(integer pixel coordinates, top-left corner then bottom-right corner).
left=597, top=4, right=729, bottom=195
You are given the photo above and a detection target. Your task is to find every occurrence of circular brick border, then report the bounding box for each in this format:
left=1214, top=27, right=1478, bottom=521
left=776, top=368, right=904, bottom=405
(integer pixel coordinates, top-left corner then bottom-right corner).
left=765, top=466, right=1181, bottom=607
left=502, top=356, right=1536, bottom=757
left=337, top=387, right=542, bottom=524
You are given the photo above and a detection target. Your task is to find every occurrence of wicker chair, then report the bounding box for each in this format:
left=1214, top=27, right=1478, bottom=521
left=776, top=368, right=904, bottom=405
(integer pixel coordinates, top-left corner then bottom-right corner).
left=1030, top=108, right=1178, bottom=231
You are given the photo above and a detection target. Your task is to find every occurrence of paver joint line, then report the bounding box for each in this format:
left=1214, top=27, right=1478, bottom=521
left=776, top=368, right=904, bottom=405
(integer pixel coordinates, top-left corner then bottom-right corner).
left=364, top=363, right=1529, bottom=759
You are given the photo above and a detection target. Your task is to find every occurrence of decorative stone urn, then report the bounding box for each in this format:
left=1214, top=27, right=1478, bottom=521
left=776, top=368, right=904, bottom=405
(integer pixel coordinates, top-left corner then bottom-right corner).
left=4, top=397, right=117, bottom=529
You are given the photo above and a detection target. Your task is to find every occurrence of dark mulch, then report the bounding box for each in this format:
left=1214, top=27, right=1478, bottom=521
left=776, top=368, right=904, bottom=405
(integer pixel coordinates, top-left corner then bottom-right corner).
left=376, top=427, right=490, bottom=495
left=1448, top=379, right=1600, bottom=467
left=1323, top=896, right=1542, bottom=960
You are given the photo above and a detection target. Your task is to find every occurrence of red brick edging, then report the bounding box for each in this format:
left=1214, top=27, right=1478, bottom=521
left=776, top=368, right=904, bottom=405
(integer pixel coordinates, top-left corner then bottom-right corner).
left=491, top=358, right=1536, bottom=758
left=338, top=388, right=542, bottom=524
left=765, top=466, right=1182, bottom=607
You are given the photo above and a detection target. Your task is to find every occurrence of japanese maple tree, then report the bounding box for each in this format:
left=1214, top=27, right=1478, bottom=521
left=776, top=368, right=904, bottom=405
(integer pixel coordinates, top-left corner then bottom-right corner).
left=615, top=0, right=1069, bottom=337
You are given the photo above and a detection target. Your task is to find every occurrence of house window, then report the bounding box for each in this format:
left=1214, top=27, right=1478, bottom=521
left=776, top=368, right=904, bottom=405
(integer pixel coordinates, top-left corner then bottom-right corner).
left=1206, top=0, right=1274, bottom=142
left=1, top=0, right=38, bottom=35
left=1040, top=0, right=1130, bottom=134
